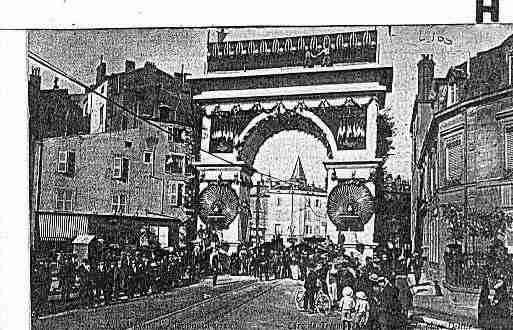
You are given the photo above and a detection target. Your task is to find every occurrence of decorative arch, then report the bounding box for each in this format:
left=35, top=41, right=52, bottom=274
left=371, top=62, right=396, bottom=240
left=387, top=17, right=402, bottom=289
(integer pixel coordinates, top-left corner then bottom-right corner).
left=236, top=109, right=336, bottom=166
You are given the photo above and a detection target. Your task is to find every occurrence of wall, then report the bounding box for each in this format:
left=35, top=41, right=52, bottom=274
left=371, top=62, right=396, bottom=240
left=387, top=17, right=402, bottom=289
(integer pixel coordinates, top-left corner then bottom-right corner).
left=264, top=189, right=327, bottom=243
left=37, top=124, right=194, bottom=221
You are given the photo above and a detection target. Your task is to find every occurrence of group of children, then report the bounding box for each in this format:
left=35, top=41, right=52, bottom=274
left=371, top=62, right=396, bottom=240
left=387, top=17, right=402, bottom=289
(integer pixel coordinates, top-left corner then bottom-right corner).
left=338, top=286, right=370, bottom=330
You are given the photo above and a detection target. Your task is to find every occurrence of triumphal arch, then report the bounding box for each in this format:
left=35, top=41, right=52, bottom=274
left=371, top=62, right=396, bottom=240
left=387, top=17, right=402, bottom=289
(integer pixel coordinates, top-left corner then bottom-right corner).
left=188, top=29, right=393, bottom=256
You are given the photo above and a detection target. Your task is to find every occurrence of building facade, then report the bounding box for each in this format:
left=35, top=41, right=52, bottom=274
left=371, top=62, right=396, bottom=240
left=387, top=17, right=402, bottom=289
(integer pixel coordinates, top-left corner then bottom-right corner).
left=85, top=59, right=201, bottom=154
left=249, top=157, right=328, bottom=246
left=411, top=35, right=513, bottom=285
left=32, top=123, right=196, bottom=252
left=29, top=67, right=90, bottom=250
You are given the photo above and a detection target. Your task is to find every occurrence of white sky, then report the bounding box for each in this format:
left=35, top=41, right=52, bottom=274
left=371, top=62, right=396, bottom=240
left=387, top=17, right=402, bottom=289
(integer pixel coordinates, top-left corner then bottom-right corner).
left=28, top=25, right=513, bottom=183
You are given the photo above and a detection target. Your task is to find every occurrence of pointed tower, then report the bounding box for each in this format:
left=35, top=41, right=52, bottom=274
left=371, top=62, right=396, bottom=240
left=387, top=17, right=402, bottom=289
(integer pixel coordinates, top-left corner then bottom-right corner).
left=290, top=156, right=307, bottom=186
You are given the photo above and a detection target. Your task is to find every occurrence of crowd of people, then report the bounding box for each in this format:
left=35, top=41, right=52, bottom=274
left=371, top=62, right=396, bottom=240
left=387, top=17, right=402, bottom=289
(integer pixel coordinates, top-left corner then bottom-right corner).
left=31, top=245, right=208, bottom=316
left=300, top=251, right=416, bottom=330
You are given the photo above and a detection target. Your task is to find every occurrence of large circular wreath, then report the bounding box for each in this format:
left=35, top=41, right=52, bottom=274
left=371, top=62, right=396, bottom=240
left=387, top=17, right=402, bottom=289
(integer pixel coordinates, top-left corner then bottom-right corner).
left=198, top=183, right=240, bottom=229
left=327, top=182, right=374, bottom=228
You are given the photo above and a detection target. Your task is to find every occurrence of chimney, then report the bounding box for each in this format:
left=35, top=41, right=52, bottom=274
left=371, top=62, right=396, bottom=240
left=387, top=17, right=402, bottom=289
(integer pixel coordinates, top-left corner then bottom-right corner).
left=125, top=60, right=135, bottom=73
left=29, top=66, right=41, bottom=91
left=417, top=54, right=435, bottom=102
left=95, top=56, right=106, bottom=85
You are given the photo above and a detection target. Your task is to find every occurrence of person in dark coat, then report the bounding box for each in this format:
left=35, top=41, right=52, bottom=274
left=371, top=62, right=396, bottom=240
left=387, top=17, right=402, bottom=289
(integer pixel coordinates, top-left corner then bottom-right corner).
left=78, top=261, right=93, bottom=308
left=60, top=256, right=74, bottom=304
left=94, top=261, right=106, bottom=305
left=282, top=250, right=292, bottom=279
left=103, top=262, right=114, bottom=305
left=491, top=280, right=511, bottom=328
left=211, top=250, right=220, bottom=287
left=478, top=278, right=491, bottom=329
left=377, top=277, right=402, bottom=330
left=127, top=260, right=137, bottom=299
left=303, top=265, right=319, bottom=313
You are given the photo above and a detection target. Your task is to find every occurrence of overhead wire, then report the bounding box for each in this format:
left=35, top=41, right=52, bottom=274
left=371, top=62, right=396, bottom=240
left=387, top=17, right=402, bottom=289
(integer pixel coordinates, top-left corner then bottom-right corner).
left=27, top=51, right=295, bottom=186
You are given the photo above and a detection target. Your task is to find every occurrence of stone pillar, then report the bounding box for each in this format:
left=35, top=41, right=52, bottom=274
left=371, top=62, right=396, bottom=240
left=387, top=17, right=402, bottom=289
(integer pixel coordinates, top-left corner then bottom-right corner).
left=324, top=160, right=381, bottom=259
left=195, top=162, right=254, bottom=253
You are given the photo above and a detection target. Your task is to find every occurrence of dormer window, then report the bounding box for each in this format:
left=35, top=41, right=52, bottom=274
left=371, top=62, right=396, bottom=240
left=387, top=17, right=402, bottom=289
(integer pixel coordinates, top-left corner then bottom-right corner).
left=448, top=83, right=458, bottom=106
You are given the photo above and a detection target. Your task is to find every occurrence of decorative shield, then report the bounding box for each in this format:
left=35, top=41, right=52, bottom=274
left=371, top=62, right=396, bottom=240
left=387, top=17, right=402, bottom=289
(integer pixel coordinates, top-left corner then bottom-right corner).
left=198, top=183, right=240, bottom=229
left=327, top=181, right=374, bottom=230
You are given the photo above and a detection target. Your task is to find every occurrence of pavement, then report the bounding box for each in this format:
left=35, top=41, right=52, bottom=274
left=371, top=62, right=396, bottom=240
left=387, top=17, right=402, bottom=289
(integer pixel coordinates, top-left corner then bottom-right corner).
left=410, top=274, right=480, bottom=329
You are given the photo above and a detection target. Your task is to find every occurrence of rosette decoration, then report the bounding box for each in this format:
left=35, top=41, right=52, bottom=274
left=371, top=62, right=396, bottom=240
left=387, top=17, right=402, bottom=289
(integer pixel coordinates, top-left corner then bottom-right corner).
left=327, top=181, right=374, bottom=231
left=198, top=183, right=240, bottom=229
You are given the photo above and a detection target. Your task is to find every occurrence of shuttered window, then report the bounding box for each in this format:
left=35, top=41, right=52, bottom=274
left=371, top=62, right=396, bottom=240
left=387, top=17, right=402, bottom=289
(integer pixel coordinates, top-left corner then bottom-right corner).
left=445, top=137, right=463, bottom=182
left=505, top=127, right=513, bottom=170
left=501, top=184, right=513, bottom=207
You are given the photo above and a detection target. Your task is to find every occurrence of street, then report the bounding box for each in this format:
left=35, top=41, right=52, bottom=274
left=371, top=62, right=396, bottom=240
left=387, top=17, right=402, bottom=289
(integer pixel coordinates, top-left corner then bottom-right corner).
left=32, top=275, right=477, bottom=330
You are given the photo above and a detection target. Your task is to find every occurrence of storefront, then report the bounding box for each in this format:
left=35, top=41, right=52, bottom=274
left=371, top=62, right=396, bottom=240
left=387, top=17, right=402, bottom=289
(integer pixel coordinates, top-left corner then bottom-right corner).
left=36, top=211, right=181, bottom=254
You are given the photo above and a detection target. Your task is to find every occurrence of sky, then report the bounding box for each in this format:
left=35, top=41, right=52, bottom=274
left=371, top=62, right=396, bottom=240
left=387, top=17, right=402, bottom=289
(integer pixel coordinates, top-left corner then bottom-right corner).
left=28, top=25, right=513, bottom=186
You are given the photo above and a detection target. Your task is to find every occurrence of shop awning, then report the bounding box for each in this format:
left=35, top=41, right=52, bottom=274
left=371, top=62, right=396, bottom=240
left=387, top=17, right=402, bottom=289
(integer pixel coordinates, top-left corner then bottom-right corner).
left=38, top=213, right=88, bottom=241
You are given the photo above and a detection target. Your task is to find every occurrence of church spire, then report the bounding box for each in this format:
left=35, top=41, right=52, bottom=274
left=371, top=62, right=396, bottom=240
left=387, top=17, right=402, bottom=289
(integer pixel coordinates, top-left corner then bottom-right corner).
left=290, top=156, right=307, bottom=186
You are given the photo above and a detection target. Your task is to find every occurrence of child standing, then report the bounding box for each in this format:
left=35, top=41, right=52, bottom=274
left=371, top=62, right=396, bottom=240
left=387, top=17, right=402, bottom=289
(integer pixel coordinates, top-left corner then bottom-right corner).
left=354, top=291, right=370, bottom=329
left=339, top=286, right=355, bottom=330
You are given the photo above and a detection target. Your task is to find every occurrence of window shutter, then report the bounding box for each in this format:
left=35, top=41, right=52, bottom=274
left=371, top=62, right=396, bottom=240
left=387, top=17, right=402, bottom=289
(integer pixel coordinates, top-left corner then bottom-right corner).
left=502, top=184, right=513, bottom=207
left=58, top=151, right=67, bottom=173
left=446, top=138, right=463, bottom=181
left=67, top=151, right=75, bottom=176
left=177, top=183, right=183, bottom=206
left=505, top=127, right=513, bottom=170
left=122, top=158, right=129, bottom=182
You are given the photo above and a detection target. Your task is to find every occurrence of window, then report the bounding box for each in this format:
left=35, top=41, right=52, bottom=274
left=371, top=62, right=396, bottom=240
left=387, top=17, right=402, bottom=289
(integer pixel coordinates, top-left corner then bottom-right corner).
left=168, top=181, right=184, bottom=206
left=56, top=189, right=73, bottom=211
left=165, top=154, right=185, bottom=174
left=57, top=151, right=75, bottom=175
left=100, top=85, right=105, bottom=94
left=168, top=127, right=186, bottom=143
left=121, top=116, right=128, bottom=130
left=58, top=151, right=67, bottom=173
left=274, top=224, right=282, bottom=235
left=315, top=199, right=320, bottom=208
left=143, top=151, right=153, bottom=165
left=113, top=157, right=129, bottom=182
left=305, top=225, right=311, bottom=235
left=502, top=184, right=513, bottom=207
left=277, top=197, right=281, bottom=206
left=505, top=127, right=513, bottom=170
left=445, top=137, right=463, bottom=183
left=112, top=194, right=127, bottom=213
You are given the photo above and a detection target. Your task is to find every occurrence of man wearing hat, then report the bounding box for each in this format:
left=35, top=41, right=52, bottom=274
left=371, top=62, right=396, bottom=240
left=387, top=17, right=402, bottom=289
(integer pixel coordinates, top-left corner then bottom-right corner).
left=303, top=264, right=319, bottom=313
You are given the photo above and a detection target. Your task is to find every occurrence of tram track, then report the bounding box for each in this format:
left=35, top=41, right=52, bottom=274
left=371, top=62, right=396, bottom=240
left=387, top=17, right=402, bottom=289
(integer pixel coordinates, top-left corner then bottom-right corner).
left=129, top=280, right=280, bottom=330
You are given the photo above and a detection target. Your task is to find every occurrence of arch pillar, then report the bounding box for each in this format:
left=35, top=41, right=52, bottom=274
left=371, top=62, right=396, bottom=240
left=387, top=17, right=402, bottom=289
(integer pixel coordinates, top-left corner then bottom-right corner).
left=194, top=162, right=255, bottom=253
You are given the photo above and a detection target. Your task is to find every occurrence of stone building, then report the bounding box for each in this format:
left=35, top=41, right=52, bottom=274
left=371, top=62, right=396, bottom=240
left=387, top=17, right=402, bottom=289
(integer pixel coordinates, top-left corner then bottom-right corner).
left=85, top=59, right=201, bottom=156
left=32, top=123, right=196, bottom=252
left=411, top=35, right=513, bottom=285
left=28, top=67, right=90, bottom=250
left=249, top=157, right=328, bottom=246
